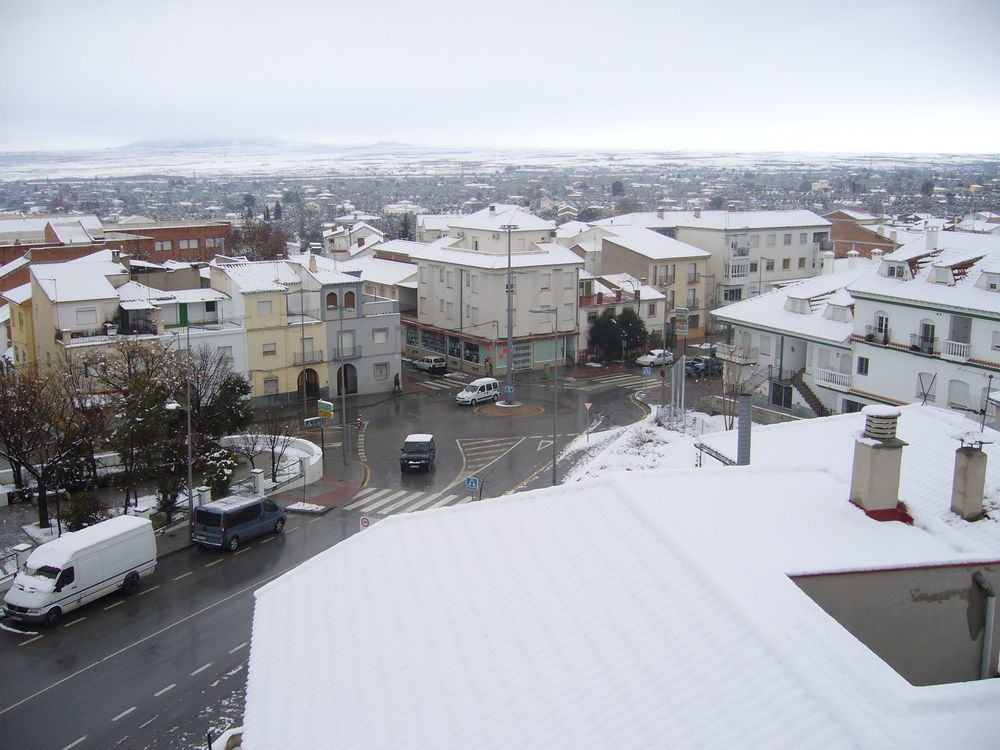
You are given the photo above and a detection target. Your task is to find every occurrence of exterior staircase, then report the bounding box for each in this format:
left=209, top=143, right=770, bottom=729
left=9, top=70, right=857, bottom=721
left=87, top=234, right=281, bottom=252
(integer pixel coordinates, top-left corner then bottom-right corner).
left=791, top=368, right=830, bottom=417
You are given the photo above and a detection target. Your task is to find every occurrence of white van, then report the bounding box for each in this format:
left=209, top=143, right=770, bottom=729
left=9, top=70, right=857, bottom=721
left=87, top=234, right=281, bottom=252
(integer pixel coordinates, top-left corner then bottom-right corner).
left=456, top=377, right=500, bottom=405
left=3, top=516, right=157, bottom=627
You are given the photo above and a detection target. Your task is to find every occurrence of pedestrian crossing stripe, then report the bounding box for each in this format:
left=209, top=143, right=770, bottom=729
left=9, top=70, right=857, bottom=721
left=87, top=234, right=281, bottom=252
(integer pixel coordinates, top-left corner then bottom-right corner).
left=341, top=486, right=472, bottom=515
left=416, top=379, right=462, bottom=391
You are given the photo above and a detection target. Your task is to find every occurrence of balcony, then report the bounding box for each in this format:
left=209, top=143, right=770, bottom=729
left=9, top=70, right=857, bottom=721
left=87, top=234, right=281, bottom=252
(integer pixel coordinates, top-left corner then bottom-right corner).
left=909, top=334, right=937, bottom=355
left=814, top=367, right=852, bottom=392
left=715, top=342, right=757, bottom=365
left=362, top=296, right=399, bottom=316
left=56, top=321, right=159, bottom=346
left=863, top=325, right=891, bottom=345
left=330, top=345, right=362, bottom=360
left=687, top=272, right=701, bottom=283
left=730, top=247, right=750, bottom=258
left=685, top=298, right=699, bottom=309
left=941, top=339, right=971, bottom=361
left=294, top=350, right=325, bottom=365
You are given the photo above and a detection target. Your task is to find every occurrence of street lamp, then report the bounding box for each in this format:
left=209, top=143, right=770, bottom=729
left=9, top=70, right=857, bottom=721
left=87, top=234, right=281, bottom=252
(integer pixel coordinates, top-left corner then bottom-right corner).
left=500, top=223, right=519, bottom=404
left=530, top=308, right=559, bottom=486
left=165, top=396, right=194, bottom=518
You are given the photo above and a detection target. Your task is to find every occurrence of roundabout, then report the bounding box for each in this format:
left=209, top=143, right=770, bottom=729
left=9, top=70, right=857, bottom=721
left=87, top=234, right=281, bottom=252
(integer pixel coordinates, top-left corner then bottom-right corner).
left=474, top=401, right=545, bottom=417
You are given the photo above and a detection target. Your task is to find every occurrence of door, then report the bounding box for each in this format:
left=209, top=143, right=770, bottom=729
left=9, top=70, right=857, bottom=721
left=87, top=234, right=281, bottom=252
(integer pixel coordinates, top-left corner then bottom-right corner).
left=337, top=363, right=358, bottom=395
left=297, top=368, right=319, bottom=399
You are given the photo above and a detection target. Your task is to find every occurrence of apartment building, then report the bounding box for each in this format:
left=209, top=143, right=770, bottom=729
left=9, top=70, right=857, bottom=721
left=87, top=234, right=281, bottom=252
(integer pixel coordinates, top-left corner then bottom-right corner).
left=403, top=206, right=582, bottom=377
left=103, top=218, right=231, bottom=264
left=577, top=271, right=665, bottom=360
left=595, top=209, right=831, bottom=313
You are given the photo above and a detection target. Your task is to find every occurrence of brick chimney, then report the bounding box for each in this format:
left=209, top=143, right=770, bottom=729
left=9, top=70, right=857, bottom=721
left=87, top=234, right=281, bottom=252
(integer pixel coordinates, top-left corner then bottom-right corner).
left=850, top=405, right=908, bottom=514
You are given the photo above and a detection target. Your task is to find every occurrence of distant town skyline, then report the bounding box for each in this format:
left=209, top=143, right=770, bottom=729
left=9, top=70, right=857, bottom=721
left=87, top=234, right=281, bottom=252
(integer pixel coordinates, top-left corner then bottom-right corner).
left=2, top=0, right=999, bottom=155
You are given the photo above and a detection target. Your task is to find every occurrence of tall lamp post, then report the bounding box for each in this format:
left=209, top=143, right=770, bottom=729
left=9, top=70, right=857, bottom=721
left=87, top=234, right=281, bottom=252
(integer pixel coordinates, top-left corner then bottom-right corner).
left=530, top=308, right=559, bottom=485
left=166, top=325, right=194, bottom=517
left=758, top=256, right=773, bottom=296
left=500, top=223, right=518, bottom=403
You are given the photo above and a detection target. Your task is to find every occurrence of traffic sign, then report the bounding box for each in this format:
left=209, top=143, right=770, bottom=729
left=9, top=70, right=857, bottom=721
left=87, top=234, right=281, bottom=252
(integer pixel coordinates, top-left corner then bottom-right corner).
left=504, top=385, right=514, bottom=394
left=303, top=416, right=326, bottom=428
left=360, top=516, right=371, bottom=530
left=317, top=399, right=333, bottom=418
left=675, top=307, right=689, bottom=319
left=676, top=323, right=689, bottom=336
left=466, top=476, right=480, bottom=491
left=584, top=401, right=593, bottom=411
left=642, top=366, right=651, bottom=376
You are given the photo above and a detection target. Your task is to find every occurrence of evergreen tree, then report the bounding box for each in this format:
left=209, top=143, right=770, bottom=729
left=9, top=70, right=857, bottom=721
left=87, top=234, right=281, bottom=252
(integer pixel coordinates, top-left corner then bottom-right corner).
left=274, top=200, right=282, bottom=220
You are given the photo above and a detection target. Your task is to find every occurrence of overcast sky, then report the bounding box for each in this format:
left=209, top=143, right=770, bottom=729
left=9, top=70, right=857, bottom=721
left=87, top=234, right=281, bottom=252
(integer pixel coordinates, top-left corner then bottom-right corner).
left=2, top=0, right=998, bottom=154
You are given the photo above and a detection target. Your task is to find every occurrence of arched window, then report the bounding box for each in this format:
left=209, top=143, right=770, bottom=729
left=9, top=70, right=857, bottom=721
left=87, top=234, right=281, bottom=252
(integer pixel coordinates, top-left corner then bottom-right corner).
left=326, top=292, right=338, bottom=309
left=947, top=379, right=969, bottom=409
left=344, top=290, right=356, bottom=310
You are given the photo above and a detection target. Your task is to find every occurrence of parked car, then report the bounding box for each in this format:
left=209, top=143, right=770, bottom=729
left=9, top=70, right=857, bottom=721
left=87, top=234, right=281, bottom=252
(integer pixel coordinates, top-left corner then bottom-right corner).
left=635, top=349, right=674, bottom=367
left=412, top=355, right=447, bottom=374
left=400, top=433, right=436, bottom=472
left=4, top=516, right=156, bottom=627
left=191, top=494, right=286, bottom=552
left=685, top=356, right=723, bottom=378
left=455, top=377, right=500, bottom=405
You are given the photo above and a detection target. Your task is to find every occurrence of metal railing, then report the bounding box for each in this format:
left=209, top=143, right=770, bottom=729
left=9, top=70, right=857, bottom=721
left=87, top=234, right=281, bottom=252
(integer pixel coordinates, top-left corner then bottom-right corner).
left=687, top=272, right=701, bottom=283
left=909, top=334, right=937, bottom=354
left=293, top=350, right=325, bottom=365
left=715, top=342, right=758, bottom=365
left=863, top=325, right=891, bottom=345
left=330, top=345, right=362, bottom=360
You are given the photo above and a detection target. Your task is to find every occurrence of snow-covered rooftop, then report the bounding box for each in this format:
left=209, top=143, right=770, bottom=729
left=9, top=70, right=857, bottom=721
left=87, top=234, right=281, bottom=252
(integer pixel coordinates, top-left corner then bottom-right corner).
left=405, top=240, right=583, bottom=270
left=243, top=453, right=1000, bottom=749
left=214, top=259, right=302, bottom=293
left=31, top=258, right=127, bottom=302
left=337, top=256, right=418, bottom=286
left=595, top=209, right=830, bottom=232
left=602, top=224, right=710, bottom=260
left=447, top=203, right=555, bottom=233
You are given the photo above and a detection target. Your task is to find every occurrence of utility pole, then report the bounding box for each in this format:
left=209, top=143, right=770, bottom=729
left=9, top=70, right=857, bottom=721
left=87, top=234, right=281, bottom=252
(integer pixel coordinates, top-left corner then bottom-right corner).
left=500, top=223, right=518, bottom=403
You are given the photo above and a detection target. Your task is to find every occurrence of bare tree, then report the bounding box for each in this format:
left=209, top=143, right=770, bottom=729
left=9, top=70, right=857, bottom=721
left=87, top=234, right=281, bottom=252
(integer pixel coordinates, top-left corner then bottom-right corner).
left=255, top=408, right=297, bottom=482
left=0, top=362, right=89, bottom=528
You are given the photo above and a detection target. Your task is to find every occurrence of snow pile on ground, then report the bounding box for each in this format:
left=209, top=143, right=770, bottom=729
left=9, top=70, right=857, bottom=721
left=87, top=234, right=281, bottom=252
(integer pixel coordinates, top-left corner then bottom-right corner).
left=561, top=411, right=729, bottom=482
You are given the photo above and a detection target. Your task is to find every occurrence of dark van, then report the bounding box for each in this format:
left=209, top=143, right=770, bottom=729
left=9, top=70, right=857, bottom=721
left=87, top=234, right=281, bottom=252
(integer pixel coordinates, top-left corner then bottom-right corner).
left=191, top=494, right=286, bottom=552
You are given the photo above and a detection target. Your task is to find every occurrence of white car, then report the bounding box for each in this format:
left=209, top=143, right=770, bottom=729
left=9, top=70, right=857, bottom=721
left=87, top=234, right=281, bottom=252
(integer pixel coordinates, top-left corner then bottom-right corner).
left=412, top=356, right=447, bottom=373
left=635, top=349, right=674, bottom=367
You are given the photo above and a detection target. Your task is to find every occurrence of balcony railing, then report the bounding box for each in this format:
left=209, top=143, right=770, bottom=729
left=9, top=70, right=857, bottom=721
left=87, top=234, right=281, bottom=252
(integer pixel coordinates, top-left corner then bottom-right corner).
left=57, top=321, right=159, bottom=346
left=685, top=298, right=699, bottom=309
left=658, top=274, right=676, bottom=286
left=863, top=325, right=891, bottom=345
left=362, top=296, right=399, bottom=316
left=814, top=367, right=852, bottom=391
left=715, top=342, right=758, bottom=365
left=941, top=339, right=971, bottom=360
left=330, top=345, right=362, bottom=360
left=730, top=247, right=750, bottom=257
left=687, top=272, right=701, bottom=283
left=293, top=350, right=325, bottom=365
left=909, top=334, right=937, bottom=354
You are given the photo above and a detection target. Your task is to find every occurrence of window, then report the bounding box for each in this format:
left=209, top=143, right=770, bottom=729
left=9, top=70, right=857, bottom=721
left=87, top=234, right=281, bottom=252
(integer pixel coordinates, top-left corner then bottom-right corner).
left=439, top=299, right=445, bottom=313
left=373, top=328, right=388, bottom=344
left=887, top=264, right=905, bottom=278
left=783, top=233, right=792, bottom=245
left=438, top=267, right=445, bottom=283
left=782, top=258, right=790, bottom=270
left=993, top=331, right=1000, bottom=351
left=205, top=301, right=216, bottom=313
left=374, top=362, right=389, bottom=380
left=562, top=302, right=573, bottom=321
left=798, top=257, right=806, bottom=268
left=257, top=300, right=272, bottom=316
left=916, top=372, right=936, bottom=402
left=767, top=234, right=776, bottom=247
left=471, top=275, right=480, bottom=293
left=75, top=307, right=98, bottom=326
left=540, top=273, right=551, bottom=291
left=760, top=335, right=771, bottom=355
left=686, top=289, right=696, bottom=306
left=326, top=292, right=338, bottom=309
left=446, top=271, right=454, bottom=289
left=154, top=240, right=173, bottom=251
left=55, top=567, right=75, bottom=589
left=843, top=399, right=865, bottom=413
left=856, top=356, right=869, bottom=375
left=947, top=379, right=969, bottom=408
left=419, top=266, right=427, bottom=283
left=765, top=259, right=775, bottom=272
left=563, top=271, right=574, bottom=289
left=217, top=346, right=233, bottom=363
left=748, top=235, right=759, bottom=249
left=799, top=233, right=808, bottom=244
left=446, top=302, right=454, bottom=319
left=344, top=290, right=356, bottom=310
left=749, top=262, right=758, bottom=273
left=206, top=238, right=222, bottom=249
left=471, top=307, right=480, bottom=324
left=723, top=288, right=742, bottom=301
left=473, top=238, right=479, bottom=251
left=179, top=239, right=199, bottom=249
left=263, top=377, right=279, bottom=395
left=648, top=303, right=656, bottom=317
left=465, top=273, right=471, bottom=287
left=262, top=342, right=277, bottom=357
left=688, top=314, right=699, bottom=330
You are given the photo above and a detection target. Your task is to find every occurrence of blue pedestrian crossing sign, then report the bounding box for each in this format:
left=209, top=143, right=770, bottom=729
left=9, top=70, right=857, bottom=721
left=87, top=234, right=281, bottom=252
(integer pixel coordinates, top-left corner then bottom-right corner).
left=642, top=366, right=651, bottom=376
left=504, top=385, right=514, bottom=394
left=466, top=476, right=480, bottom=491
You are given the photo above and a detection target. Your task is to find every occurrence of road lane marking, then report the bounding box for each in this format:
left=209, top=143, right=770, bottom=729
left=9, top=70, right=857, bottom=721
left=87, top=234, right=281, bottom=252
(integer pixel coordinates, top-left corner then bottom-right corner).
left=259, top=536, right=274, bottom=543
left=63, top=617, right=86, bottom=628
left=19, top=635, right=44, bottom=647
left=153, top=683, right=175, bottom=697
left=285, top=525, right=300, bottom=532
left=424, top=494, right=460, bottom=509
left=342, top=487, right=390, bottom=510
left=307, top=516, right=322, bottom=523
left=204, top=559, right=222, bottom=568
left=138, top=585, right=160, bottom=596
left=234, top=547, right=250, bottom=555
left=104, top=600, right=125, bottom=610
left=111, top=706, right=137, bottom=722
left=229, top=641, right=248, bottom=654
left=381, top=491, right=426, bottom=513
left=61, top=736, right=87, bottom=750
left=0, top=564, right=297, bottom=717
left=173, top=572, right=193, bottom=581
left=139, top=716, right=157, bottom=729
left=190, top=662, right=213, bottom=676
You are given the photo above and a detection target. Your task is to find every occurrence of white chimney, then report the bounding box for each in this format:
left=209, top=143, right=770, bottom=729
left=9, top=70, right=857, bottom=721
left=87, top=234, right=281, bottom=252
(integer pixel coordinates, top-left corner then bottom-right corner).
left=489, top=204, right=497, bottom=216
left=657, top=208, right=664, bottom=220
left=951, top=433, right=990, bottom=520
left=821, top=250, right=835, bottom=275
left=308, top=254, right=317, bottom=273
left=847, top=249, right=860, bottom=269
left=850, top=405, right=907, bottom=513
left=890, top=230, right=897, bottom=243
left=694, top=208, right=701, bottom=219
left=871, top=248, right=884, bottom=263
left=926, top=227, right=939, bottom=251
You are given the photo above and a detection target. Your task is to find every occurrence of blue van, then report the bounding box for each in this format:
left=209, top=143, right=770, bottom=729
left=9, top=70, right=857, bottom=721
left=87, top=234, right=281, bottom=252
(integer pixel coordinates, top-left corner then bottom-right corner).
left=191, top=494, right=286, bottom=552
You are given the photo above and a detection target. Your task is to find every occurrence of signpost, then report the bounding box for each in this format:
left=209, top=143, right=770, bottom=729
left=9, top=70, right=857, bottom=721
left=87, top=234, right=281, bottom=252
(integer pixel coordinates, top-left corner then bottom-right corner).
left=584, top=401, right=593, bottom=443
left=466, top=475, right=483, bottom=502
left=360, top=516, right=371, bottom=531
left=317, top=399, right=333, bottom=419
left=303, top=416, right=327, bottom=454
